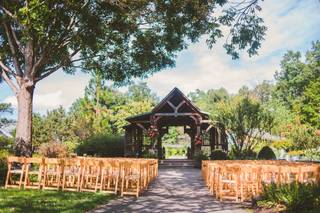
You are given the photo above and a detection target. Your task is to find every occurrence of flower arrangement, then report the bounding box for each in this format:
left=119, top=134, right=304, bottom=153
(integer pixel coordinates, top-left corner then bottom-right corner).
left=195, top=135, right=202, bottom=146
left=147, top=125, right=159, bottom=138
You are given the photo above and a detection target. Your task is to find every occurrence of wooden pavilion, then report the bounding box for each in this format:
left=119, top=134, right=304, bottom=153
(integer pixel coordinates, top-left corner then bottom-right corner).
left=124, top=88, right=228, bottom=159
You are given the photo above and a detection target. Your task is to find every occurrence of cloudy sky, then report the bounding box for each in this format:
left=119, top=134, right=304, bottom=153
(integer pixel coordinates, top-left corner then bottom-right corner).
left=1, top=0, right=320, bottom=115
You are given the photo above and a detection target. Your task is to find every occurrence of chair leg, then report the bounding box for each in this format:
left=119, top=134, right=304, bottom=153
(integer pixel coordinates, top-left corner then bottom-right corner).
left=100, top=171, right=105, bottom=191
left=94, top=174, right=99, bottom=192
left=80, top=171, right=84, bottom=192
left=19, top=165, right=25, bottom=189
left=5, top=165, right=11, bottom=189
left=121, top=177, right=124, bottom=197
left=62, top=172, right=66, bottom=191
left=24, top=165, right=29, bottom=189
left=115, top=176, right=119, bottom=194
left=136, top=180, right=140, bottom=198
left=38, top=166, right=43, bottom=189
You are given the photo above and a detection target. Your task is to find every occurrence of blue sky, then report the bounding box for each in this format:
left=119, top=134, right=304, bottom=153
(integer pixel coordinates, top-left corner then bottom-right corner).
left=1, top=0, right=320, bottom=116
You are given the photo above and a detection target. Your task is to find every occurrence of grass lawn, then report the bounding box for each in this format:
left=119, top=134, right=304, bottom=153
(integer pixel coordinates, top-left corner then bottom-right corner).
left=0, top=188, right=115, bottom=213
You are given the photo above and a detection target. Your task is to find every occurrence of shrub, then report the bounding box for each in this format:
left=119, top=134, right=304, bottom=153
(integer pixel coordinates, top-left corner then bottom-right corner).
left=0, top=149, right=10, bottom=185
left=76, top=135, right=124, bottom=157
left=0, top=136, right=14, bottom=150
left=38, top=141, right=69, bottom=158
left=256, top=182, right=320, bottom=212
left=228, top=146, right=257, bottom=159
left=194, top=150, right=209, bottom=168
left=210, top=149, right=227, bottom=160
left=257, top=146, right=276, bottom=160
left=141, top=151, right=157, bottom=159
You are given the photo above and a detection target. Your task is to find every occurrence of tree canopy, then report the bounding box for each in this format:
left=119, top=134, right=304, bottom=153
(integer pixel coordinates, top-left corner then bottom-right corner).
left=0, top=0, right=267, bottom=155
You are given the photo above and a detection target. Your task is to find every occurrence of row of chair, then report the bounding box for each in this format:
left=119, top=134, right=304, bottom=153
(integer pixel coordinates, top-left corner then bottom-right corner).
left=202, top=160, right=320, bottom=202
left=5, top=156, right=158, bottom=197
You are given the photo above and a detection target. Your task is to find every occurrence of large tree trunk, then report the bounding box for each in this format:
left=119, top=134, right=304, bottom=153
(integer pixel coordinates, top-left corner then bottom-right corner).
left=14, top=84, right=34, bottom=157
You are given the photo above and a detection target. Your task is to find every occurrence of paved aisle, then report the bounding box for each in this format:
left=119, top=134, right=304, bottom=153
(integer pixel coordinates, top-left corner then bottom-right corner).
left=90, top=168, right=248, bottom=213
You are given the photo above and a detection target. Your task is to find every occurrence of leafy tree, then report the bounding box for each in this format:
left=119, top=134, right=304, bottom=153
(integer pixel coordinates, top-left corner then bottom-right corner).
left=70, top=76, right=128, bottom=135
left=188, top=87, right=229, bottom=113
left=252, top=80, right=274, bottom=104
left=112, top=100, right=153, bottom=134
left=162, top=127, right=180, bottom=145
left=267, top=100, right=296, bottom=135
left=238, top=85, right=251, bottom=97
left=288, top=123, right=320, bottom=153
left=127, top=82, right=158, bottom=104
left=274, top=41, right=320, bottom=130
left=214, top=96, right=274, bottom=158
left=274, top=41, right=320, bottom=110
left=32, top=107, right=79, bottom=152
left=294, top=80, right=320, bottom=129
left=0, top=0, right=266, bottom=156
left=0, top=102, right=13, bottom=128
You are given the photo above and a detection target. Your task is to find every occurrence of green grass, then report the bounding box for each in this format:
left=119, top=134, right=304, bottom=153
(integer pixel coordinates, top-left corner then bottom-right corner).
left=0, top=188, right=115, bottom=213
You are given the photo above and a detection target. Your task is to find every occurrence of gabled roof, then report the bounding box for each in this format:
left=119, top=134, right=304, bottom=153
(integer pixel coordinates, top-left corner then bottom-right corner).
left=126, top=87, right=209, bottom=123
left=151, top=87, right=206, bottom=115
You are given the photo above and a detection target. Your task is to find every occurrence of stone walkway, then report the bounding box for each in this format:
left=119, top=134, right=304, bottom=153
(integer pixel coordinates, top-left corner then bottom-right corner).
left=90, top=168, right=249, bottom=213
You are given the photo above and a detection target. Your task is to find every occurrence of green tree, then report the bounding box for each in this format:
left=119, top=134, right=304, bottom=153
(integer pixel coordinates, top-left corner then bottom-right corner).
left=188, top=87, right=229, bottom=113
left=295, top=81, right=320, bottom=129
left=0, top=0, right=266, bottom=156
left=285, top=122, right=320, bottom=160
left=274, top=41, right=320, bottom=128
left=274, top=41, right=320, bottom=108
left=214, top=96, right=274, bottom=158
left=127, top=82, right=158, bottom=104
left=252, top=80, right=274, bottom=104
left=70, top=75, right=128, bottom=135
left=0, top=102, right=13, bottom=128
left=112, top=101, right=153, bottom=134
left=32, top=107, right=79, bottom=152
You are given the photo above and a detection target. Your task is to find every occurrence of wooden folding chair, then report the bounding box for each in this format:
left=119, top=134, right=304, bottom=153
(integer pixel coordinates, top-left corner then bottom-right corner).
left=208, top=163, right=218, bottom=196
left=79, top=159, right=101, bottom=192
left=217, top=165, right=241, bottom=202
left=240, top=164, right=261, bottom=201
left=100, top=160, right=120, bottom=194
left=138, top=161, right=148, bottom=191
left=300, top=164, right=318, bottom=183
left=43, top=158, right=63, bottom=190
left=5, top=156, right=26, bottom=189
left=280, top=165, right=301, bottom=184
left=24, top=157, right=44, bottom=189
left=260, top=164, right=280, bottom=187
left=121, top=161, right=141, bottom=198
left=62, top=158, right=82, bottom=191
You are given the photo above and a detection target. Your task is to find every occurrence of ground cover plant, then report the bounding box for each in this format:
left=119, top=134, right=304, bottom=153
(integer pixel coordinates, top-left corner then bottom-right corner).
left=256, top=182, right=320, bottom=212
left=0, top=188, right=114, bottom=213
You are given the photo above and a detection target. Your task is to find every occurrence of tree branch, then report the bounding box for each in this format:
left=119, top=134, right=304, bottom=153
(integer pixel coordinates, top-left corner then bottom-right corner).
left=9, top=23, right=24, bottom=53
left=0, top=5, right=23, bottom=28
left=2, top=22, right=23, bottom=76
left=0, top=61, right=19, bottom=95
left=35, top=48, right=81, bottom=82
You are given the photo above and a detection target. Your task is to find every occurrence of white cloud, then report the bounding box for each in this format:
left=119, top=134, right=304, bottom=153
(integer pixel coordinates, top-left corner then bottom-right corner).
left=3, top=70, right=90, bottom=114
left=4, top=91, right=64, bottom=112
left=145, top=0, right=320, bottom=96
left=1, top=0, right=320, bottom=110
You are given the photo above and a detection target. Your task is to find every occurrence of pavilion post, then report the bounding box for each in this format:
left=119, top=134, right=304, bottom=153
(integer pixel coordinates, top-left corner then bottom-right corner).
left=157, top=136, right=163, bottom=159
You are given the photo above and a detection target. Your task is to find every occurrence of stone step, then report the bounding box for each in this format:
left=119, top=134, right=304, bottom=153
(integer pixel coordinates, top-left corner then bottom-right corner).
left=159, top=159, right=196, bottom=168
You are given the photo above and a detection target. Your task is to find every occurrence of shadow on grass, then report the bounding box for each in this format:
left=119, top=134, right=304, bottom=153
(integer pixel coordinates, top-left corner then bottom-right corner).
left=0, top=188, right=115, bottom=213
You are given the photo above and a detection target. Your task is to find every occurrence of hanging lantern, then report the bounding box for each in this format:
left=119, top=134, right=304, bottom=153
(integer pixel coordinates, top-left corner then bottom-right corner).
left=195, top=135, right=202, bottom=146
left=148, top=125, right=159, bottom=138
